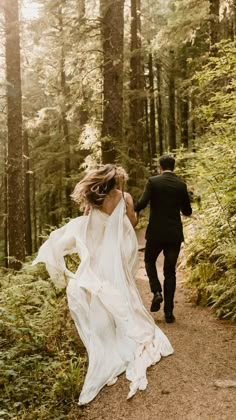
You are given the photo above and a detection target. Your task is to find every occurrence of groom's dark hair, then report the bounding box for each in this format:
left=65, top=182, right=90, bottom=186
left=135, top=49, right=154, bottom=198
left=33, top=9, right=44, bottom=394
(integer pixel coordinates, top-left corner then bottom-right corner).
left=159, top=155, right=175, bottom=171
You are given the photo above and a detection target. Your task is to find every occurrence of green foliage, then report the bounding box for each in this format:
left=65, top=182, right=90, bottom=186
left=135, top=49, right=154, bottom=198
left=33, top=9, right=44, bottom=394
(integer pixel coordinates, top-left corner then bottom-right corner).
left=21, top=0, right=103, bottom=231
left=182, top=40, right=236, bottom=321
left=0, top=263, right=86, bottom=419
left=135, top=207, right=150, bottom=231
left=152, top=0, right=208, bottom=50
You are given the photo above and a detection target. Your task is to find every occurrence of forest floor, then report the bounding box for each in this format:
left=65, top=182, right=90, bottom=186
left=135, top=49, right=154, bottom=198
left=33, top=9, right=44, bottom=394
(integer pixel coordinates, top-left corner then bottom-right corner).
left=75, top=232, right=236, bottom=420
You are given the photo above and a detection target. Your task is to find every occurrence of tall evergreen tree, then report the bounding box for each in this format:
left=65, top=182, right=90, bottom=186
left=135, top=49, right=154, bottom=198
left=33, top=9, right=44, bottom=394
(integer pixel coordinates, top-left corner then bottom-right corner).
left=58, top=5, right=72, bottom=217
left=148, top=53, right=157, bottom=163
left=168, top=50, right=176, bottom=150
left=233, top=0, right=236, bottom=38
left=129, top=0, right=145, bottom=185
left=156, top=61, right=164, bottom=155
left=4, top=0, right=25, bottom=269
left=100, top=0, right=125, bottom=163
left=178, top=48, right=189, bottom=148
left=209, top=0, right=220, bottom=45
left=23, top=131, right=32, bottom=256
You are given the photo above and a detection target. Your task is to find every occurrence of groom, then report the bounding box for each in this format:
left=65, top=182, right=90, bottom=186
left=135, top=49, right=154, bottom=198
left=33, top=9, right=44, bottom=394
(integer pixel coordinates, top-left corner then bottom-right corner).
left=134, top=155, right=192, bottom=323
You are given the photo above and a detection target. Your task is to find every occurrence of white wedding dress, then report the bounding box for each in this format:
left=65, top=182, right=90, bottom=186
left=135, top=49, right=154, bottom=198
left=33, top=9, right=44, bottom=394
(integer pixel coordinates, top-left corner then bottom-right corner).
left=33, top=198, right=173, bottom=405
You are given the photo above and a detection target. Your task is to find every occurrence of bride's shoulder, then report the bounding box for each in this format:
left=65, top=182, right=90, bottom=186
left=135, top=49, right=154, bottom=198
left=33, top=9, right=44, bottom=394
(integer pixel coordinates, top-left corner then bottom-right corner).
left=123, top=191, right=134, bottom=205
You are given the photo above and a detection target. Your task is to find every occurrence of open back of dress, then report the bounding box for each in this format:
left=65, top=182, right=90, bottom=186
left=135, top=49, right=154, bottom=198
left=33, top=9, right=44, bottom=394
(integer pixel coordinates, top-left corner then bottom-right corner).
left=33, top=198, right=173, bottom=404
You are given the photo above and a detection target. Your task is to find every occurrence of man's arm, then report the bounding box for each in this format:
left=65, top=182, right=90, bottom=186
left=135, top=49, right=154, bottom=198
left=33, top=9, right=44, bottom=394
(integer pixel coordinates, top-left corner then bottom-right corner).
left=134, top=179, right=152, bottom=213
left=181, top=184, right=192, bottom=216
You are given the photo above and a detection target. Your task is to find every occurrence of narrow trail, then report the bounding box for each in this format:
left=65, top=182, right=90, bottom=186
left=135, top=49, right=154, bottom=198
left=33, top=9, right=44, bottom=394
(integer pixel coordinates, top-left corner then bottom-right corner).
left=78, top=235, right=236, bottom=420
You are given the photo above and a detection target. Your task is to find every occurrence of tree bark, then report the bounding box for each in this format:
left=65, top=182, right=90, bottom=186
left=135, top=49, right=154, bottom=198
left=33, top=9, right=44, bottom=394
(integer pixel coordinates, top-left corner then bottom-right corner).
left=100, top=0, right=124, bottom=163
left=179, top=53, right=189, bottom=148
left=5, top=0, right=25, bottom=269
left=144, top=96, right=151, bottom=164
left=220, top=7, right=233, bottom=40
left=232, top=0, right=236, bottom=39
left=148, top=53, right=156, bottom=163
left=32, top=173, right=37, bottom=253
left=156, top=61, right=164, bottom=156
left=50, top=191, right=58, bottom=227
left=23, top=131, right=32, bottom=256
left=129, top=0, right=145, bottom=186
left=58, top=6, right=72, bottom=218
left=179, top=97, right=189, bottom=148
left=209, top=0, right=220, bottom=45
left=77, top=0, right=85, bottom=20
left=190, top=95, right=197, bottom=151
left=4, top=145, right=8, bottom=267
left=168, top=50, right=176, bottom=151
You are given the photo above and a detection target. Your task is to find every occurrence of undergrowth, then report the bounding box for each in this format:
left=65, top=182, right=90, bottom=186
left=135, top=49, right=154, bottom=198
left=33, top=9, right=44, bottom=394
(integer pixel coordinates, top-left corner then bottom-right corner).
left=180, top=40, right=236, bottom=321
left=0, top=262, right=86, bottom=420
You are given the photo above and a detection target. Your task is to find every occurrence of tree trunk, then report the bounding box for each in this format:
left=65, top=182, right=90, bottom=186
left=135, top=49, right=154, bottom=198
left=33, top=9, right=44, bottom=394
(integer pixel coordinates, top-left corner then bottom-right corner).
left=130, top=0, right=144, bottom=162
left=190, top=95, right=197, bottom=151
left=77, top=0, right=85, bottom=20
left=144, top=96, right=151, bottom=164
left=23, top=131, right=32, bottom=256
left=168, top=51, right=176, bottom=151
left=100, top=0, right=124, bottom=163
left=32, top=173, right=37, bottom=252
left=232, top=0, right=236, bottom=39
left=179, top=97, right=189, bottom=148
left=4, top=145, right=8, bottom=268
left=179, top=53, right=189, bottom=148
left=58, top=6, right=72, bottom=218
left=209, top=0, right=220, bottom=45
left=129, top=0, right=145, bottom=186
left=148, top=53, right=156, bottom=163
left=136, top=0, right=145, bottom=163
left=220, top=7, right=233, bottom=40
left=5, top=0, right=25, bottom=269
left=50, top=191, right=58, bottom=227
left=156, top=61, right=164, bottom=156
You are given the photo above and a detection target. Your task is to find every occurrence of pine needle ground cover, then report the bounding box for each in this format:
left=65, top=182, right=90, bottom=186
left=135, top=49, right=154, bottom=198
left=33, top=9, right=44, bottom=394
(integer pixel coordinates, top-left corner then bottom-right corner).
left=0, top=262, right=86, bottom=420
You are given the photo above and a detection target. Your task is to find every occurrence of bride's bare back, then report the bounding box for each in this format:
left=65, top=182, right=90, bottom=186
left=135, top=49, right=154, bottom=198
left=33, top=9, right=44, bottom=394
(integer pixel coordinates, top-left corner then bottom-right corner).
left=101, top=189, right=123, bottom=215
left=101, top=189, right=137, bottom=226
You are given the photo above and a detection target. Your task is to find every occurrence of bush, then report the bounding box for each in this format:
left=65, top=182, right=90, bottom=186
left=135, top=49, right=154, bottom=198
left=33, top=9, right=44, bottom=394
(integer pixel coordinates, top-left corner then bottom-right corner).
left=182, top=40, right=236, bottom=321
left=0, top=262, right=86, bottom=419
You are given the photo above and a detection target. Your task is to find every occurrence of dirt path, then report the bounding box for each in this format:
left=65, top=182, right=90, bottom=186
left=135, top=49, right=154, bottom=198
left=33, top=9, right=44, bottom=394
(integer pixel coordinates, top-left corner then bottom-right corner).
left=78, top=238, right=236, bottom=420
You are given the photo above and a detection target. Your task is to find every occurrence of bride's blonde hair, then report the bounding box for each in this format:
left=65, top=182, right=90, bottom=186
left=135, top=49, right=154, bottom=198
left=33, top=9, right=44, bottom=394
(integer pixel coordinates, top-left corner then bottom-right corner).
left=71, top=164, right=128, bottom=209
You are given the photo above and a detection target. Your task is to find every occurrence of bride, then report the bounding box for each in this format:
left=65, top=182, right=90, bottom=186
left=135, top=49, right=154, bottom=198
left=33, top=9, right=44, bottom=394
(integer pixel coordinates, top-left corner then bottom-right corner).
left=33, top=164, right=173, bottom=405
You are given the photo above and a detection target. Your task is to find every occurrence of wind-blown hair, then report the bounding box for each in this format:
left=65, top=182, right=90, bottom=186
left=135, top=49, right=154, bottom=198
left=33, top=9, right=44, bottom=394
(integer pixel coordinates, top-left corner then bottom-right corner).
left=71, top=164, right=128, bottom=210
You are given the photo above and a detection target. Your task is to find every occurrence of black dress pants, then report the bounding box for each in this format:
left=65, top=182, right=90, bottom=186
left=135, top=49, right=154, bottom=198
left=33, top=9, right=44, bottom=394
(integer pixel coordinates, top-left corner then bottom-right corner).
left=144, top=237, right=181, bottom=313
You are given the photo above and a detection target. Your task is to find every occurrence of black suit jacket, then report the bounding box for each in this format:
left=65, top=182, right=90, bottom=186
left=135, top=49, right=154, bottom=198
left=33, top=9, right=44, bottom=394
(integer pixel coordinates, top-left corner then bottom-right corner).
left=134, top=172, right=192, bottom=243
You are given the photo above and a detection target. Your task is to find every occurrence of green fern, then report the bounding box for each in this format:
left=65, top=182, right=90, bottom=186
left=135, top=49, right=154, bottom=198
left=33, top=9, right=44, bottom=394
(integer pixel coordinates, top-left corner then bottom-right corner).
left=0, top=263, right=86, bottom=419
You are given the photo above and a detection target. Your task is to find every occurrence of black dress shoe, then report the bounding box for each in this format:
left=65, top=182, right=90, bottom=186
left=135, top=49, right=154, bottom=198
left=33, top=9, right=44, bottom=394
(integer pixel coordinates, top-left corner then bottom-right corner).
left=150, top=292, right=163, bottom=312
left=165, top=312, right=175, bottom=323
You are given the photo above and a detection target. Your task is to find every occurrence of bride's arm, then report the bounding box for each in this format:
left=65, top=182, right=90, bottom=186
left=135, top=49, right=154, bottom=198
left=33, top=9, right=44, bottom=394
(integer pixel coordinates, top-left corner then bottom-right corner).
left=32, top=221, right=77, bottom=288
left=125, top=192, right=138, bottom=227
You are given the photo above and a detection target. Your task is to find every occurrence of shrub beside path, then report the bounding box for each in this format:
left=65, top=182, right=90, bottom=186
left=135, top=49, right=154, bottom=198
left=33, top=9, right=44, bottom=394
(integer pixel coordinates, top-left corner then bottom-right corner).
left=78, top=234, right=236, bottom=420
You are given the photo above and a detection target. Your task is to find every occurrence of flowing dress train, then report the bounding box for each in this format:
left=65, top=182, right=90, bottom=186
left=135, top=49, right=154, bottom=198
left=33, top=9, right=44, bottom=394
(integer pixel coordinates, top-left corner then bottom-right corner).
left=33, top=198, right=173, bottom=404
